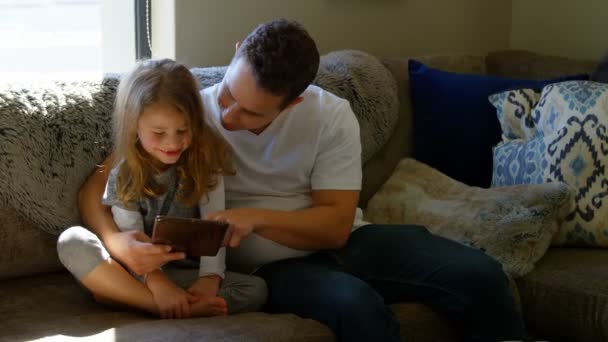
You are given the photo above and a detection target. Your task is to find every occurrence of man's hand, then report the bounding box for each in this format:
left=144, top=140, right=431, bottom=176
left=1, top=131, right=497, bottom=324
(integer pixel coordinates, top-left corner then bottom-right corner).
left=187, top=275, right=222, bottom=298
left=104, top=230, right=186, bottom=275
left=207, top=208, right=261, bottom=247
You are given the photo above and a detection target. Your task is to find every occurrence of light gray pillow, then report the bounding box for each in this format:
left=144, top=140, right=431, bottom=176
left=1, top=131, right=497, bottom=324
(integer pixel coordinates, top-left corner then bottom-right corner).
left=365, top=158, right=574, bottom=278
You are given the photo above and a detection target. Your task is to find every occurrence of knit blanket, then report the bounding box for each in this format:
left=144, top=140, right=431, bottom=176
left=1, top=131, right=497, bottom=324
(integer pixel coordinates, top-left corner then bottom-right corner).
left=0, top=50, right=398, bottom=235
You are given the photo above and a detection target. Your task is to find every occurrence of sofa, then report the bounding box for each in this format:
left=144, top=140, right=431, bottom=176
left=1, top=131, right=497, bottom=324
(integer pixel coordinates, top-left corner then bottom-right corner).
left=1, top=50, right=605, bottom=342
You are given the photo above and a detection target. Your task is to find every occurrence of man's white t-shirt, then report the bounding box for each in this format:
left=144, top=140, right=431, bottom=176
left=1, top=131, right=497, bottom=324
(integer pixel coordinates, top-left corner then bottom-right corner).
left=201, top=84, right=367, bottom=273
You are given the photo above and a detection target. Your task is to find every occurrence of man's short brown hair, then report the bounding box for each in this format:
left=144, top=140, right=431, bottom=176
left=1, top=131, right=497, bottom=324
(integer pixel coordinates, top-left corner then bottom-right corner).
left=236, top=19, right=320, bottom=108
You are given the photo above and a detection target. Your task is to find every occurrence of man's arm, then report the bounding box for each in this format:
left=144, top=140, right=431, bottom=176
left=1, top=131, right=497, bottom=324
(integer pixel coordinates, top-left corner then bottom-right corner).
left=208, top=189, right=359, bottom=250
left=78, top=152, right=185, bottom=275
left=209, top=100, right=362, bottom=250
left=78, top=153, right=120, bottom=240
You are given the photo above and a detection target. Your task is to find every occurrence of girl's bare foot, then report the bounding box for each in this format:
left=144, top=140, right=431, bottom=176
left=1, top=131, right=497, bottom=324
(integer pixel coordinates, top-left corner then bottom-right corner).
left=190, top=296, right=228, bottom=317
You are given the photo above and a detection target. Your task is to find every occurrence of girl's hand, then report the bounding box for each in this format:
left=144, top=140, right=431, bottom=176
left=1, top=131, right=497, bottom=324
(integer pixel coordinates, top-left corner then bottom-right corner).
left=146, top=271, right=199, bottom=319
left=106, top=230, right=186, bottom=275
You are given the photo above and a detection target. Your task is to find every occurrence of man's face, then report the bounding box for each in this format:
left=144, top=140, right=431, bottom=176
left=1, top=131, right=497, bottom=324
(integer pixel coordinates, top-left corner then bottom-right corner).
left=217, top=57, right=285, bottom=134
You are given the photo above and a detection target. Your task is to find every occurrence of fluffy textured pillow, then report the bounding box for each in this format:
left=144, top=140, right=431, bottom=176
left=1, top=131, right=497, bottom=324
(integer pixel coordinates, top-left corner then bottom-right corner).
left=365, top=158, right=573, bottom=278
left=409, top=59, right=588, bottom=188
left=490, top=81, right=608, bottom=247
left=0, top=80, right=117, bottom=235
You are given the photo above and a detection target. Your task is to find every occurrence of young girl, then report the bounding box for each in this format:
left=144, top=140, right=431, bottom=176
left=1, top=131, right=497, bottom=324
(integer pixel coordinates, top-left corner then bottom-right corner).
left=57, top=59, right=267, bottom=319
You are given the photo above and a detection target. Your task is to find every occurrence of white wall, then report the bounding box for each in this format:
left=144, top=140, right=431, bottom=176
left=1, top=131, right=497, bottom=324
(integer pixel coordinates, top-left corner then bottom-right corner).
left=511, top=0, right=607, bottom=60
left=152, top=0, right=512, bottom=67
left=151, top=0, right=176, bottom=60
left=102, top=0, right=135, bottom=72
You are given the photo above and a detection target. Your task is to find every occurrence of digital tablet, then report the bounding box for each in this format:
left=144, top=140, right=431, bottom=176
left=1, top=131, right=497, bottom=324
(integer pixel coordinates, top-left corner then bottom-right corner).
left=151, top=216, right=229, bottom=257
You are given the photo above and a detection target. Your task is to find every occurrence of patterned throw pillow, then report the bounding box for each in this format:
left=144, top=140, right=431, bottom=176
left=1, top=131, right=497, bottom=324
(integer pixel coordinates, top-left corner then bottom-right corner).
left=365, top=158, right=573, bottom=278
left=492, top=88, right=541, bottom=142
left=408, top=59, right=588, bottom=188
left=490, top=81, right=608, bottom=247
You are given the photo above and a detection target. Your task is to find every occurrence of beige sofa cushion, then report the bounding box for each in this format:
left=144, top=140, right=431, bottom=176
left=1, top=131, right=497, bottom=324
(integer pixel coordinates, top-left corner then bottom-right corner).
left=0, top=272, right=462, bottom=342
left=517, top=248, right=608, bottom=342
left=0, top=208, right=62, bottom=280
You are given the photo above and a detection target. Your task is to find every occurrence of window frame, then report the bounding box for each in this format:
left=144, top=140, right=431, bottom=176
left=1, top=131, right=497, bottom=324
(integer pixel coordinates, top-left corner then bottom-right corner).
left=134, top=0, right=151, bottom=60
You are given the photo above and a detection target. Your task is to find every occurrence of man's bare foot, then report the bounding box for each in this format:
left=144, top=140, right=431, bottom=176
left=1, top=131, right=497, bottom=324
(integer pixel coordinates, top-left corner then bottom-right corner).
left=191, top=296, right=228, bottom=317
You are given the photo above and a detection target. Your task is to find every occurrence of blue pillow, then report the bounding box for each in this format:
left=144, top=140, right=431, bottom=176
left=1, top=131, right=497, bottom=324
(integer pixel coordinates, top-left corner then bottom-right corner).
left=408, top=59, right=588, bottom=188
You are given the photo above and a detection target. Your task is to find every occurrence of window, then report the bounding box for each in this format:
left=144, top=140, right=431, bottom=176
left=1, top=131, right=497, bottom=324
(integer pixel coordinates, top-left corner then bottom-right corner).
left=135, top=0, right=151, bottom=60
left=0, top=0, right=139, bottom=82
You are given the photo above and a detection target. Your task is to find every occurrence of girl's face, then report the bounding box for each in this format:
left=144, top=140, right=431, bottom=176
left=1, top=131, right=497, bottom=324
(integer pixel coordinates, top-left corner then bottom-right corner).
left=137, top=102, right=192, bottom=168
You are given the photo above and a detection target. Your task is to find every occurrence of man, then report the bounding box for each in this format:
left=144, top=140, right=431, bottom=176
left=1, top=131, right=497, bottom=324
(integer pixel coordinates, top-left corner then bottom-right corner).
left=79, top=19, right=527, bottom=341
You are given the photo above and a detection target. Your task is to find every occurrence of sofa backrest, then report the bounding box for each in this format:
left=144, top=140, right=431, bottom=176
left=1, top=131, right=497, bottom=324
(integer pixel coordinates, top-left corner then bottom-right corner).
left=361, top=55, right=486, bottom=207
left=0, top=50, right=595, bottom=280
left=486, top=49, right=596, bottom=80
left=0, top=50, right=398, bottom=280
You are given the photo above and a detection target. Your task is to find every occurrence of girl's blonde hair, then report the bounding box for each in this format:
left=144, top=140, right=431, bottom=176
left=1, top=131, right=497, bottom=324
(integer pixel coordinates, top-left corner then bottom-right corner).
left=113, top=58, right=232, bottom=207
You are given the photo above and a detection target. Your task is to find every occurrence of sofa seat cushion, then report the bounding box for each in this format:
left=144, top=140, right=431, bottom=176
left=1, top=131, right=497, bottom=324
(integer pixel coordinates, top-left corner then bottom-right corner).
left=0, top=272, right=332, bottom=342
left=0, top=272, right=460, bottom=342
left=517, top=248, right=608, bottom=342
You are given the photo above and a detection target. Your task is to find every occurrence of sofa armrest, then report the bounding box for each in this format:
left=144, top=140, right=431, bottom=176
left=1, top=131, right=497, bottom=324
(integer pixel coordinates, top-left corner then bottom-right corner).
left=0, top=208, right=63, bottom=280
left=359, top=58, right=413, bottom=208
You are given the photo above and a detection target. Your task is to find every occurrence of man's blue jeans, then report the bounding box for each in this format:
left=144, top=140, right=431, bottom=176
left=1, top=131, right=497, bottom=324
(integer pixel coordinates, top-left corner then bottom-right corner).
left=255, top=224, right=527, bottom=342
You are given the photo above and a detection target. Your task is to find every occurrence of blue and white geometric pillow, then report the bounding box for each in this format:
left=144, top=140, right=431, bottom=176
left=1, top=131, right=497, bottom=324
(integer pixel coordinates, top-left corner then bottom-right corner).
left=492, top=137, right=548, bottom=186
left=490, top=81, right=608, bottom=247
left=489, top=89, right=541, bottom=142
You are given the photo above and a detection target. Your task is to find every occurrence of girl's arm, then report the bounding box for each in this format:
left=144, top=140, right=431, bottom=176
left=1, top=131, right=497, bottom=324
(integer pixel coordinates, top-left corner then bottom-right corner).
left=79, top=153, right=119, bottom=241
left=198, top=176, right=226, bottom=279
left=111, top=206, right=197, bottom=315
left=79, top=154, right=183, bottom=276
left=110, top=206, right=145, bottom=232
left=188, top=176, right=226, bottom=297
left=199, top=248, right=226, bottom=279
left=192, top=248, right=225, bottom=298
